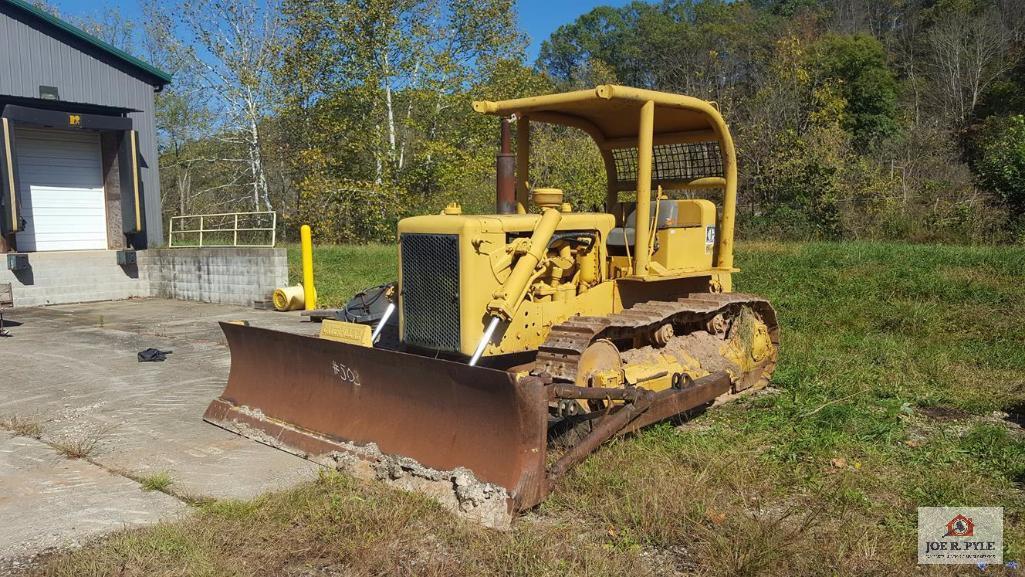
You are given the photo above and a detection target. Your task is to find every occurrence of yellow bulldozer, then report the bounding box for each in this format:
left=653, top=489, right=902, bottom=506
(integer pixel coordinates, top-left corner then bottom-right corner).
left=205, top=85, right=779, bottom=514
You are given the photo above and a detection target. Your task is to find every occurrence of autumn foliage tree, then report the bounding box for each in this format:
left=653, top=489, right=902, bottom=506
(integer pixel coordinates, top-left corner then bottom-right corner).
left=122, top=0, right=1025, bottom=244
left=273, top=0, right=525, bottom=242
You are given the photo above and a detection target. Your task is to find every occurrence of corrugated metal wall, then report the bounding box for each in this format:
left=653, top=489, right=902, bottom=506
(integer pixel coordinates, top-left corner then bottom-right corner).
left=0, top=6, right=165, bottom=246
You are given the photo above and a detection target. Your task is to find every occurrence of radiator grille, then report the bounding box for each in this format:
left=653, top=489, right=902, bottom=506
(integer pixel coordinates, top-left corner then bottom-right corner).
left=400, top=233, right=461, bottom=352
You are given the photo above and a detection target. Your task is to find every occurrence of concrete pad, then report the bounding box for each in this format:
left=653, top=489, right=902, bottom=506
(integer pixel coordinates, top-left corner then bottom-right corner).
left=0, top=431, right=185, bottom=562
left=0, top=299, right=322, bottom=562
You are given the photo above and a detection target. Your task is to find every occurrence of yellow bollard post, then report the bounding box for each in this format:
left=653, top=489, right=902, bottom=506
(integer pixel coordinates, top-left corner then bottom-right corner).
left=300, top=225, right=317, bottom=311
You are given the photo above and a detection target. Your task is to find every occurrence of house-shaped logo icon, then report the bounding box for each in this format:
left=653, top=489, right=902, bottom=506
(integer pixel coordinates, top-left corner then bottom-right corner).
left=945, top=514, right=975, bottom=537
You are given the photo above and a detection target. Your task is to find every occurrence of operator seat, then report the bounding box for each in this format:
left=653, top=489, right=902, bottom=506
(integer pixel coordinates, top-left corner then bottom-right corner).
left=607, top=199, right=688, bottom=247
left=606, top=198, right=718, bottom=270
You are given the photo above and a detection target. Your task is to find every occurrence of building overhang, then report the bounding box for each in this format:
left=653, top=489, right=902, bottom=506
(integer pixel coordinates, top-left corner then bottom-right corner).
left=2, top=104, right=134, bottom=131
left=0, top=95, right=139, bottom=117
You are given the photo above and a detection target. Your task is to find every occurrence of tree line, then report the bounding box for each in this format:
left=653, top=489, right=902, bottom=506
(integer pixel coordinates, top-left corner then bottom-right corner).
left=59, top=0, right=1025, bottom=244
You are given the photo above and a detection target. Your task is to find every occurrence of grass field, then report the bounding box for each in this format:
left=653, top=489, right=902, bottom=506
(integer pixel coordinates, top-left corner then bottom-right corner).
left=37, top=241, right=1025, bottom=576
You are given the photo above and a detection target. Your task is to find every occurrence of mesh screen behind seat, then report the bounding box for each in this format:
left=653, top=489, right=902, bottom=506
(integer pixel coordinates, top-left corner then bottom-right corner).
left=611, top=141, right=723, bottom=187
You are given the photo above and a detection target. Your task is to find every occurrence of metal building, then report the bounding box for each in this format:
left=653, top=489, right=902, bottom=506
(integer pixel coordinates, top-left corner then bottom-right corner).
left=0, top=0, right=170, bottom=253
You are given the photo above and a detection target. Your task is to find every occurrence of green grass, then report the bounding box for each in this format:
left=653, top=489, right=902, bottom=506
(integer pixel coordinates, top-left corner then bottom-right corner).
left=140, top=472, right=174, bottom=493
left=285, top=244, right=397, bottom=308
left=34, top=241, right=1025, bottom=576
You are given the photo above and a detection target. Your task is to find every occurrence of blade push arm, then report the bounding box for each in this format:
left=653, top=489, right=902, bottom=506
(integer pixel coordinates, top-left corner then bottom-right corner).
left=486, top=207, right=562, bottom=321
left=470, top=208, right=563, bottom=366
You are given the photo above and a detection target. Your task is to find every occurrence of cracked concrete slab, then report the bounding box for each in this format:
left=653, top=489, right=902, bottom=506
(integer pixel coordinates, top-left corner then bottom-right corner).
left=0, top=299, right=323, bottom=564
left=0, top=430, right=185, bottom=563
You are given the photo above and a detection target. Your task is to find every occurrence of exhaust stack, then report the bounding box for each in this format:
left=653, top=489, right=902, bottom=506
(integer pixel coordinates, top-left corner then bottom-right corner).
left=496, top=117, right=516, bottom=214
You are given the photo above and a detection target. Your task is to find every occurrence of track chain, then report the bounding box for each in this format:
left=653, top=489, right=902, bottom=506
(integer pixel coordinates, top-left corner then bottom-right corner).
left=535, top=292, right=779, bottom=386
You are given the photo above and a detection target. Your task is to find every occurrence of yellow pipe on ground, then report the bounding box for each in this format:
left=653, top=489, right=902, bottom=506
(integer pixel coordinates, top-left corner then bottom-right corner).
left=273, top=285, right=305, bottom=311
left=301, top=225, right=317, bottom=311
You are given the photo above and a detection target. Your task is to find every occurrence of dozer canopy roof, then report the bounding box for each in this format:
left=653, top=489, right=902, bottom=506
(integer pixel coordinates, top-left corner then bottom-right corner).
left=471, top=84, right=736, bottom=194
left=472, top=84, right=739, bottom=271
left=472, top=84, right=724, bottom=144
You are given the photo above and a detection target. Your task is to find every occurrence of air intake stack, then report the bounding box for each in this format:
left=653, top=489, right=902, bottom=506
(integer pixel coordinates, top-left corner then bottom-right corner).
left=496, top=117, right=516, bottom=214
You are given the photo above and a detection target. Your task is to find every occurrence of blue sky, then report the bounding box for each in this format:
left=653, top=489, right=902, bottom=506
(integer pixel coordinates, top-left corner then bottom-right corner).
left=49, top=0, right=633, bottom=62
left=517, top=0, right=633, bottom=59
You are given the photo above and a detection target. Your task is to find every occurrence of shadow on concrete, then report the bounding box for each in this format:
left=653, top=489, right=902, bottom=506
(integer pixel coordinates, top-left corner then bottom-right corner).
left=12, top=267, right=33, bottom=285
left=119, top=263, right=139, bottom=279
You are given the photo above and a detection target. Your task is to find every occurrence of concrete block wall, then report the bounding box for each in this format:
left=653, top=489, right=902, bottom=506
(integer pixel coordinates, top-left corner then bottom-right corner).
left=1, top=248, right=288, bottom=308
left=138, top=248, right=287, bottom=307
left=0, top=250, right=148, bottom=307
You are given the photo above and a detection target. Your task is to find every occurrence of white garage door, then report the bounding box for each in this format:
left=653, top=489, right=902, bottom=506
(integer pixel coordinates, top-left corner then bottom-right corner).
left=13, top=128, right=107, bottom=252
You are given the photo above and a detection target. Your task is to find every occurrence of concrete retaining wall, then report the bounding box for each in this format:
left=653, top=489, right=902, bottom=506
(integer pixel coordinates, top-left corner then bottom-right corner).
left=2, top=248, right=287, bottom=308
left=139, top=248, right=287, bottom=307
left=1, top=250, right=148, bottom=308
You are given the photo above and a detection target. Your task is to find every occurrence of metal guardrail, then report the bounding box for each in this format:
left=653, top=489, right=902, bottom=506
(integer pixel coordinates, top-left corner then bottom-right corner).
left=168, top=211, right=277, bottom=248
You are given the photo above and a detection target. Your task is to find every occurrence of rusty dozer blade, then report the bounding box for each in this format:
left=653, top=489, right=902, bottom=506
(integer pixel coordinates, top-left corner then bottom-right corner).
left=204, top=322, right=550, bottom=512
left=206, top=323, right=735, bottom=515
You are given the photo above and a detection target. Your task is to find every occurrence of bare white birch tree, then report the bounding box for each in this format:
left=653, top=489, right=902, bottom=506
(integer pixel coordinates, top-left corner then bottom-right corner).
left=177, top=0, right=281, bottom=212
left=925, top=5, right=1017, bottom=128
